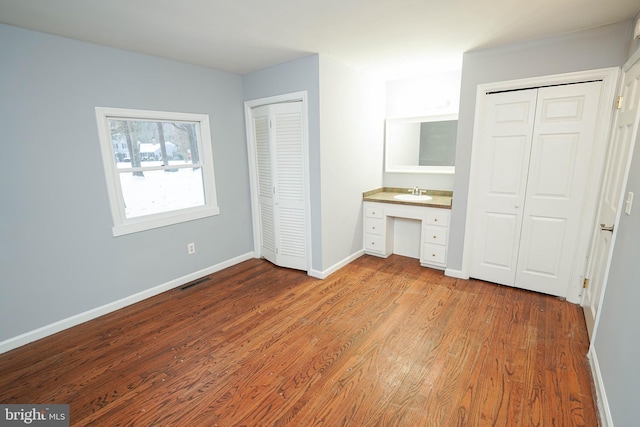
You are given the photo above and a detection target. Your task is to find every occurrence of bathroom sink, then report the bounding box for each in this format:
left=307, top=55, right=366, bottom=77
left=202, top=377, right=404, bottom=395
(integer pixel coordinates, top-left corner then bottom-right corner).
left=394, top=194, right=433, bottom=202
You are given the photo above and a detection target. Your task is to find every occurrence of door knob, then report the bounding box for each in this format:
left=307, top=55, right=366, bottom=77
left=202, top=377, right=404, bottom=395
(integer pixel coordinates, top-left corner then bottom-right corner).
left=600, top=223, right=615, bottom=232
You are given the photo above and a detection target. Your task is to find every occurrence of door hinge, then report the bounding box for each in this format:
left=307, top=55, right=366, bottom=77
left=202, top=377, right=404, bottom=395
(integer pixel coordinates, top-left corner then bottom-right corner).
left=583, top=278, right=589, bottom=289
left=615, top=96, right=624, bottom=109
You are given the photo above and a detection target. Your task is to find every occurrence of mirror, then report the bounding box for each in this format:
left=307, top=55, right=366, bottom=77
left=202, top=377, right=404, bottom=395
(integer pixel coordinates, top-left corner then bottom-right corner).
left=385, top=114, right=457, bottom=174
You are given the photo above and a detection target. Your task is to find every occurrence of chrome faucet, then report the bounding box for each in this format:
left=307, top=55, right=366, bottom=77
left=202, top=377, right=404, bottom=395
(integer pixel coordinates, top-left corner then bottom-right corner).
left=411, top=186, right=420, bottom=195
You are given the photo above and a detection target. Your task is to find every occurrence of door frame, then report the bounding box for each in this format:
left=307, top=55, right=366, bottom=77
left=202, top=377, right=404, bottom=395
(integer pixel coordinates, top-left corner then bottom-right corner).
left=461, top=68, right=619, bottom=303
left=244, top=91, right=312, bottom=273
left=585, top=48, right=640, bottom=343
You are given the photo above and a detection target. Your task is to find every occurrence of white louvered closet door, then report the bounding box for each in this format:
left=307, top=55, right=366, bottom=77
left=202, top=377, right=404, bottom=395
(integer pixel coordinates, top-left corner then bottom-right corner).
left=273, top=102, right=307, bottom=270
left=252, top=105, right=277, bottom=265
left=251, top=101, right=307, bottom=271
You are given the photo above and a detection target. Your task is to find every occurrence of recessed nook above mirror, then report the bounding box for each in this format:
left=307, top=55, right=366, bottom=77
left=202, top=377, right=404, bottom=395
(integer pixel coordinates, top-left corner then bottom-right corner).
left=385, top=114, right=457, bottom=174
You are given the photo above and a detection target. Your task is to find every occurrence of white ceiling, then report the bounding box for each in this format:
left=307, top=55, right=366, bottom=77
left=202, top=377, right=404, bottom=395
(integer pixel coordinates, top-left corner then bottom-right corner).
left=1, top=0, right=638, bottom=79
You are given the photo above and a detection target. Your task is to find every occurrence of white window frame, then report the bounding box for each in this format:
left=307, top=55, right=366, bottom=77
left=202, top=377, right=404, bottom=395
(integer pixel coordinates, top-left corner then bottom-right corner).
left=95, top=107, right=219, bottom=236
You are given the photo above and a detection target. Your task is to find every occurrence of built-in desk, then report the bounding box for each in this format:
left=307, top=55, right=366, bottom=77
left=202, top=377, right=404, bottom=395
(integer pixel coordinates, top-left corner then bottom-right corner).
left=363, top=188, right=452, bottom=270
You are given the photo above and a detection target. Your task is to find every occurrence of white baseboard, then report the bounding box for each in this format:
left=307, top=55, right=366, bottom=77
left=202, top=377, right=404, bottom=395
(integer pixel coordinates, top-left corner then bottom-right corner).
left=444, top=268, right=468, bottom=279
left=589, top=346, right=613, bottom=427
left=0, top=252, right=255, bottom=355
left=308, top=250, right=364, bottom=279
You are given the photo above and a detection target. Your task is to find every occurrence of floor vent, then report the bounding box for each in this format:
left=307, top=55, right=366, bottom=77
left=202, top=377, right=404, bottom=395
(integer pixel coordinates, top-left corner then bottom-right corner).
left=180, top=276, right=210, bottom=290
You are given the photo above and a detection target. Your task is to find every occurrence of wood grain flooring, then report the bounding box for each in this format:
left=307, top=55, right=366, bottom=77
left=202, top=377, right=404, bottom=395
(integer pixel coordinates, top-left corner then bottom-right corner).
left=0, top=255, right=598, bottom=426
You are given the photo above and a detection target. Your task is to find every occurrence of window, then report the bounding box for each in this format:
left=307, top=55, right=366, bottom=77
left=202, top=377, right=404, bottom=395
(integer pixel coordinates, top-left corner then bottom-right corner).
left=95, top=107, right=219, bottom=236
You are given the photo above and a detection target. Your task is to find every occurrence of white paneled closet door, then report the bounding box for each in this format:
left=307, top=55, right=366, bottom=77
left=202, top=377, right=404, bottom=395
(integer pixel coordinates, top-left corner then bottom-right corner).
left=516, top=82, right=601, bottom=295
left=469, top=89, right=538, bottom=286
left=470, top=81, right=602, bottom=298
left=251, top=101, right=307, bottom=271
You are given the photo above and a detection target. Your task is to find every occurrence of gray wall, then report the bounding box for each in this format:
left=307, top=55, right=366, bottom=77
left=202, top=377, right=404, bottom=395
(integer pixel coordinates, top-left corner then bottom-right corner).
left=592, top=50, right=640, bottom=427
left=628, top=12, right=640, bottom=57
left=0, top=24, right=253, bottom=342
left=242, top=56, right=323, bottom=272
left=318, top=55, right=385, bottom=271
left=448, top=21, right=633, bottom=272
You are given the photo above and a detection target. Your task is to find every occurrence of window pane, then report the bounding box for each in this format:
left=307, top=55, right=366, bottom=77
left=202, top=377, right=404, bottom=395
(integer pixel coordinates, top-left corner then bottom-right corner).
left=119, top=167, right=205, bottom=218
left=184, top=123, right=200, bottom=163
left=108, top=119, right=199, bottom=168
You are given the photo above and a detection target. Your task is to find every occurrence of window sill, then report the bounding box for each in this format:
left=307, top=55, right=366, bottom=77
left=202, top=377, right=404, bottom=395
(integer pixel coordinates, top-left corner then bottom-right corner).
left=112, top=206, right=220, bottom=237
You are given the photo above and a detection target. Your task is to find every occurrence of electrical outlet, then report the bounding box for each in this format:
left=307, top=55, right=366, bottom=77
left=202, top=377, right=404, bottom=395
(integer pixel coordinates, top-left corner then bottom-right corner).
left=187, top=242, right=196, bottom=254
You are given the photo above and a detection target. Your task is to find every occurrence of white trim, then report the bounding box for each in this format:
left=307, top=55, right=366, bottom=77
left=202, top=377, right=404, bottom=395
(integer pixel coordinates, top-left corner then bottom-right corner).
left=461, top=67, right=620, bottom=303
left=625, top=45, right=640, bottom=73
left=309, top=250, right=365, bottom=279
left=0, top=252, right=254, bottom=355
left=478, top=68, right=618, bottom=94
left=385, top=165, right=455, bottom=174
left=444, top=268, right=468, bottom=279
left=112, top=206, right=220, bottom=236
left=244, top=91, right=313, bottom=274
left=244, top=105, right=262, bottom=260
left=567, top=69, right=620, bottom=303
left=95, top=107, right=220, bottom=236
left=589, top=347, right=613, bottom=427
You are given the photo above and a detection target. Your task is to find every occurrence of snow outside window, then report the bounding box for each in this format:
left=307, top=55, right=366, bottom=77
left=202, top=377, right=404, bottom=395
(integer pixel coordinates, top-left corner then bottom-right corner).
left=95, top=107, right=219, bottom=236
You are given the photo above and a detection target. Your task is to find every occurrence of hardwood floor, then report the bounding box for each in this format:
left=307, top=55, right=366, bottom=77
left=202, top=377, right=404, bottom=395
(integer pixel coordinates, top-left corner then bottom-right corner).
left=0, top=255, right=598, bottom=426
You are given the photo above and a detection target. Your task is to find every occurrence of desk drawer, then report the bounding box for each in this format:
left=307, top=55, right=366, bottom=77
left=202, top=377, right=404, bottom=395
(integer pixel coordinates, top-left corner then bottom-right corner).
left=365, top=217, right=383, bottom=235
left=365, top=205, right=383, bottom=219
left=364, top=234, right=385, bottom=252
left=424, top=212, right=449, bottom=226
left=424, top=226, right=447, bottom=245
left=422, top=243, right=446, bottom=264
